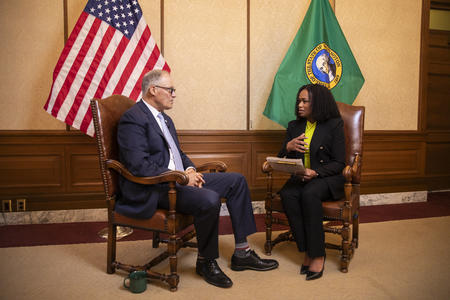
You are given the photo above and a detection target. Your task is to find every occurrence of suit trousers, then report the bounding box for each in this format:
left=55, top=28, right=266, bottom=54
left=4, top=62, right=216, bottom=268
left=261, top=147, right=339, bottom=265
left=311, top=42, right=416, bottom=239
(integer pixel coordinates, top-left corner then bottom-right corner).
left=279, top=176, right=331, bottom=258
left=157, top=172, right=257, bottom=259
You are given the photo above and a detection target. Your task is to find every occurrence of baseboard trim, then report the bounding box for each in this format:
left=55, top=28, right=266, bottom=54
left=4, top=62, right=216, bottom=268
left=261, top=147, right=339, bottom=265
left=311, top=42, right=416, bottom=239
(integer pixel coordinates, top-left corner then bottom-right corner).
left=0, top=191, right=429, bottom=225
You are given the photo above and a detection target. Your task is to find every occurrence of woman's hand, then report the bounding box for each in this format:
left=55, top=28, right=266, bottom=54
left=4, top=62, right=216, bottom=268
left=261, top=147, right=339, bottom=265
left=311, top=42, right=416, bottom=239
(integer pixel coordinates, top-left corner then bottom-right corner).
left=286, top=133, right=308, bottom=153
left=297, top=168, right=318, bottom=182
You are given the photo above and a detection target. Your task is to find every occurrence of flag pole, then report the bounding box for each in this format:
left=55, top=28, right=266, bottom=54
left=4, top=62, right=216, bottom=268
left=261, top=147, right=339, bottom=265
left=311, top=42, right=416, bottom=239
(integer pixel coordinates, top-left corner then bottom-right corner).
left=63, top=0, right=68, bottom=43
left=63, top=0, right=70, bottom=131
left=161, top=0, right=165, bottom=54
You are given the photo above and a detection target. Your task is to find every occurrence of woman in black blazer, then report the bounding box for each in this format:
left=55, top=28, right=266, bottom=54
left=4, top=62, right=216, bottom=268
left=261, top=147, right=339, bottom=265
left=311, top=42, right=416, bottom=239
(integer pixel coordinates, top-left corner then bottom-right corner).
left=278, top=84, right=346, bottom=280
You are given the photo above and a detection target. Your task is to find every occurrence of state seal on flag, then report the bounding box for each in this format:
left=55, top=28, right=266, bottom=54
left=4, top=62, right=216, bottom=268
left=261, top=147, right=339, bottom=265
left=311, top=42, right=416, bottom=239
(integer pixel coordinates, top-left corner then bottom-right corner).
left=305, top=43, right=342, bottom=89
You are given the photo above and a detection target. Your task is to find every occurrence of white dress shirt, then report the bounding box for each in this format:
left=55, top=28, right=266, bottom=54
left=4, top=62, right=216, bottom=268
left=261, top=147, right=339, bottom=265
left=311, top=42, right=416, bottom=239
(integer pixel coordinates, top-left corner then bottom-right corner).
left=140, top=99, right=177, bottom=170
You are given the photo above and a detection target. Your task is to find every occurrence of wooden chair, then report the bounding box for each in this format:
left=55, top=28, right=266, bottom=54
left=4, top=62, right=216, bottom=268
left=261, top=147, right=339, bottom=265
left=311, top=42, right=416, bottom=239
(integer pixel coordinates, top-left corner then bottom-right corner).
left=90, top=95, right=227, bottom=291
left=262, top=102, right=365, bottom=273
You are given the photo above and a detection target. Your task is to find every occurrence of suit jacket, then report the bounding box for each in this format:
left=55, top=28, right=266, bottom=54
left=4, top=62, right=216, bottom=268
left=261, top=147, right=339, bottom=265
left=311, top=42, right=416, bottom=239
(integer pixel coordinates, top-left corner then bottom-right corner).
left=116, top=100, right=195, bottom=218
left=278, top=117, right=346, bottom=200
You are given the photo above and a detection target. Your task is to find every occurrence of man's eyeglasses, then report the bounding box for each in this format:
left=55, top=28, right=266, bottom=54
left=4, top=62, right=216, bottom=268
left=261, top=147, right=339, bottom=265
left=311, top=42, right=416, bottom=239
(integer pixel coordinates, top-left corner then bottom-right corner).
left=154, top=85, right=176, bottom=94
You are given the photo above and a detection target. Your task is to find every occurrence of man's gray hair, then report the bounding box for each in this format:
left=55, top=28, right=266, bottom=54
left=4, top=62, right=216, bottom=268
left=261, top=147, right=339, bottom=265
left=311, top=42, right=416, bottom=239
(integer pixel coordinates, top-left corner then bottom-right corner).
left=141, top=69, right=169, bottom=95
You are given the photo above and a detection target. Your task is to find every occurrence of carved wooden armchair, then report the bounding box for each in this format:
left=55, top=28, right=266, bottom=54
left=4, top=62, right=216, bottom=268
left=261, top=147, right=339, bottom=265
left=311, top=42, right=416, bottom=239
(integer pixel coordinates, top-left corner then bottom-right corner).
left=90, top=95, right=227, bottom=291
left=262, top=102, right=365, bottom=272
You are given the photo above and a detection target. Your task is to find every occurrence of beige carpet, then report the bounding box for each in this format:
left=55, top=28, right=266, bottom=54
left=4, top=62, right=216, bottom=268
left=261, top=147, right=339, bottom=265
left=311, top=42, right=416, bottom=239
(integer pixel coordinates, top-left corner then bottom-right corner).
left=1, top=217, right=449, bottom=300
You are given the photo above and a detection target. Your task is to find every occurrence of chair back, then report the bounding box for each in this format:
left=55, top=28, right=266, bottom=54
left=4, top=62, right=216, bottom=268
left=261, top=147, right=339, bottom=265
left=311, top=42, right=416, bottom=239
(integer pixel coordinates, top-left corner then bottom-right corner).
left=336, top=102, right=365, bottom=184
left=90, top=95, right=135, bottom=197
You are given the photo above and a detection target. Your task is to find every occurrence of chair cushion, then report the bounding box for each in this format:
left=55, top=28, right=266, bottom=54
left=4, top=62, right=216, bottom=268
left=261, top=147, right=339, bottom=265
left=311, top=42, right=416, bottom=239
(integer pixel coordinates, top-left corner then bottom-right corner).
left=269, top=194, right=357, bottom=220
left=322, top=200, right=345, bottom=219
left=113, top=209, right=195, bottom=232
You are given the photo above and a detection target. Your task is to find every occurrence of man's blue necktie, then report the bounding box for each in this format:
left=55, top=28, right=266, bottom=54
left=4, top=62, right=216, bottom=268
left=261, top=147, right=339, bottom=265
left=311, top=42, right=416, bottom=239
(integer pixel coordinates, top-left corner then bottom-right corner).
left=157, top=113, right=184, bottom=171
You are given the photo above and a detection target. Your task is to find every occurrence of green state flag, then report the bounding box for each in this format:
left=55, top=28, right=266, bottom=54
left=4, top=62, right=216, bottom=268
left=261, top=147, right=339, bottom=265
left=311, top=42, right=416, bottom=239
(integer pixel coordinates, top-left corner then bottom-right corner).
left=263, top=0, right=365, bottom=127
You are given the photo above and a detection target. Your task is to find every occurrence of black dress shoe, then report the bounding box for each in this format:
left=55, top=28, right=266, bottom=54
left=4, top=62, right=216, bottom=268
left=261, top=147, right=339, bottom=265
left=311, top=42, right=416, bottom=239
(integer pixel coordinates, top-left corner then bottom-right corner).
left=231, top=250, right=279, bottom=271
left=305, top=257, right=325, bottom=281
left=300, top=264, right=309, bottom=275
left=196, top=258, right=233, bottom=288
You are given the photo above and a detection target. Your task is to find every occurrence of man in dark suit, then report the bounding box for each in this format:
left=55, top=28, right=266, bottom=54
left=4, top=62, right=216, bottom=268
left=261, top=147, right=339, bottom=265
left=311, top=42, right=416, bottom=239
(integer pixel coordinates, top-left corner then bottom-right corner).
left=117, top=70, right=278, bottom=288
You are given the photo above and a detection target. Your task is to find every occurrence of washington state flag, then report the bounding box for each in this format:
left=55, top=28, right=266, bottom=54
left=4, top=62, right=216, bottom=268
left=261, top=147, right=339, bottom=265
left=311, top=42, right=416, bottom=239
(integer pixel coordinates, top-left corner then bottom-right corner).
left=263, top=0, right=364, bottom=127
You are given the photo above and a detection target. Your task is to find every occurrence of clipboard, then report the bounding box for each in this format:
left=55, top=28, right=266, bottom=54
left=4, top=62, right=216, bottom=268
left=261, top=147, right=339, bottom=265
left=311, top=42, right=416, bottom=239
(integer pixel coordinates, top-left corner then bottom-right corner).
left=266, top=156, right=305, bottom=174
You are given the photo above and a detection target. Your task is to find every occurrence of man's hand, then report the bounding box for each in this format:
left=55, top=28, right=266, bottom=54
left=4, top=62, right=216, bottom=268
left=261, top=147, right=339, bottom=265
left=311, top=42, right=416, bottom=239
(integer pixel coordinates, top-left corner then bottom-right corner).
left=185, top=169, right=205, bottom=188
left=286, top=133, right=308, bottom=153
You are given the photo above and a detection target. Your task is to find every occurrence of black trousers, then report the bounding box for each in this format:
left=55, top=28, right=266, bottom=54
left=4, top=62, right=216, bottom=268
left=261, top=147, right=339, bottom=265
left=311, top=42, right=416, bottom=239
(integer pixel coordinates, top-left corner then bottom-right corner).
left=279, top=176, right=331, bottom=258
left=158, top=172, right=257, bottom=259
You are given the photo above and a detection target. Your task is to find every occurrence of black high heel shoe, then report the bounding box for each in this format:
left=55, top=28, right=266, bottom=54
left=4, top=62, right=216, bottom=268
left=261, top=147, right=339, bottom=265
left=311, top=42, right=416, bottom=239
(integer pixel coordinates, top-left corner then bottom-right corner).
left=300, top=264, right=309, bottom=275
left=305, top=256, right=325, bottom=281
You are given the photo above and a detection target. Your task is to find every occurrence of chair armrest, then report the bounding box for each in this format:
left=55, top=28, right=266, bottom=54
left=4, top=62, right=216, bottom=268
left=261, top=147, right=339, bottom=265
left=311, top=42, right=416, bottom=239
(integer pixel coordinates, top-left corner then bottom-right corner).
left=341, top=153, right=362, bottom=212
left=351, top=153, right=361, bottom=183
left=262, top=161, right=273, bottom=174
left=342, top=153, right=362, bottom=183
left=342, top=165, right=353, bottom=183
left=106, top=159, right=189, bottom=185
left=196, top=161, right=227, bottom=173
left=262, top=161, right=275, bottom=198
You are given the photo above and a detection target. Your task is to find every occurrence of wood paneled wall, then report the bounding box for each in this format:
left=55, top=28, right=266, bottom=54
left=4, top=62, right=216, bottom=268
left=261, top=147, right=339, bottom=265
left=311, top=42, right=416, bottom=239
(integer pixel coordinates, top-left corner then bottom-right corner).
left=427, top=30, right=450, bottom=130
left=424, top=28, right=450, bottom=190
left=1, top=129, right=449, bottom=212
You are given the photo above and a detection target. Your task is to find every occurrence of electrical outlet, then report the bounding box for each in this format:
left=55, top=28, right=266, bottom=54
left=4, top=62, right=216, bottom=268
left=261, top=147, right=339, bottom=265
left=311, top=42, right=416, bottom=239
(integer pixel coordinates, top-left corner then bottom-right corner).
left=2, top=200, right=12, bottom=212
left=17, top=199, right=26, bottom=211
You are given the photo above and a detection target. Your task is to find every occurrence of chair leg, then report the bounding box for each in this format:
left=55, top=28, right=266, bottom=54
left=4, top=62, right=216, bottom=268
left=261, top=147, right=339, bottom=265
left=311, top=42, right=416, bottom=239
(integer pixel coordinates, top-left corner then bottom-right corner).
left=107, top=223, right=117, bottom=274
left=167, top=233, right=179, bottom=292
left=265, top=211, right=273, bottom=255
left=152, top=232, right=160, bottom=248
left=352, top=213, right=359, bottom=248
left=340, top=221, right=350, bottom=273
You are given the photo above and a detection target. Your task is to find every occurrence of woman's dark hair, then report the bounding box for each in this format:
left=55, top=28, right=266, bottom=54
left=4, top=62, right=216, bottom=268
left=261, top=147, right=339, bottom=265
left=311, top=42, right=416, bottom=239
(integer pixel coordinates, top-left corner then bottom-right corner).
left=295, top=84, right=341, bottom=123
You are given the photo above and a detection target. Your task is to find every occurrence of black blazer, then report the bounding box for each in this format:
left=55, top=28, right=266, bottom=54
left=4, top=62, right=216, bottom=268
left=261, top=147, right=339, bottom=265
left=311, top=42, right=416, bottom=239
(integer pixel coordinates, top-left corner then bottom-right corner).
left=278, top=117, right=346, bottom=200
left=116, top=100, right=195, bottom=218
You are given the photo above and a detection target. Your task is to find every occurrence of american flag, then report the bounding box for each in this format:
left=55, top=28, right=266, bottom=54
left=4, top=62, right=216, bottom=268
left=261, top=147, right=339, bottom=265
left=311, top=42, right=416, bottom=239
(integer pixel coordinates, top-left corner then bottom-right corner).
left=44, top=0, right=170, bottom=136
